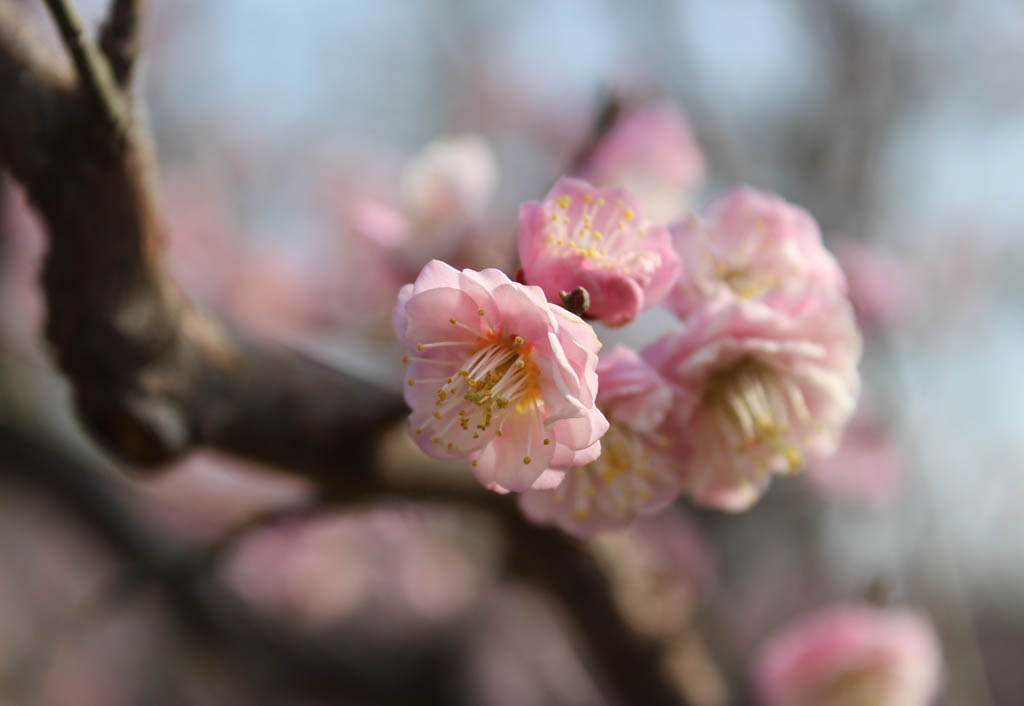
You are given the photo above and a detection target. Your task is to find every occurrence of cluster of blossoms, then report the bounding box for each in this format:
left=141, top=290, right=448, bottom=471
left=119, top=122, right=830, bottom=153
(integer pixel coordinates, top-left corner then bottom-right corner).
left=392, top=106, right=861, bottom=538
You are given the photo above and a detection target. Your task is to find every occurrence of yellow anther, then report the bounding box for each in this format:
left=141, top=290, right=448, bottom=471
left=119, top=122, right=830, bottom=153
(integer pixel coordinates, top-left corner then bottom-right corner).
left=597, top=197, right=605, bottom=205
left=593, top=231, right=602, bottom=240
left=449, top=317, right=457, bottom=324
left=415, top=428, right=423, bottom=434
left=623, top=208, right=635, bottom=220
left=568, top=240, right=576, bottom=248
left=514, top=335, right=525, bottom=346
left=599, top=249, right=607, bottom=256
left=477, top=308, right=486, bottom=316
left=472, top=459, right=478, bottom=467
left=433, top=437, right=440, bottom=444
left=417, top=343, right=424, bottom=351
left=615, top=199, right=623, bottom=207
left=496, top=430, right=503, bottom=437
left=432, top=411, right=441, bottom=419
left=408, top=378, right=415, bottom=386
left=447, top=442, right=454, bottom=449
left=401, top=355, right=408, bottom=364
left=473, top=433, right=479, bottom=438
left=584, top=194, right=593, bottom=203
left=556, top=239, right=564, bottom=245
left=543, top=438, right=551, bottom=445
left=523, top=456, right=532, bottom=464
left=556, top=195, right=570, bottom=209
left=516, top=359, right=526, bottom=369
left=563, top=217, right=569, bottom=225
left=550, top=212, right=558, bottom=221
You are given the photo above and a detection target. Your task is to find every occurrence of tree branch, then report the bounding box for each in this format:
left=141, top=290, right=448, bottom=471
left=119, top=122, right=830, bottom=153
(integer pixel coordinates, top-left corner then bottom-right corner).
left=41, top=0, right=126, bottom=135
left=99, top=0, right=145, bottom=87
left=0, top=0, right=404, bottom=477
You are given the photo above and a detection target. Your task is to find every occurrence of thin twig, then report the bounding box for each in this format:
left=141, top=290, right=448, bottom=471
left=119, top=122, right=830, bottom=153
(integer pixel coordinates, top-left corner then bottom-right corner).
left=41, top=0, right=126, bottom=136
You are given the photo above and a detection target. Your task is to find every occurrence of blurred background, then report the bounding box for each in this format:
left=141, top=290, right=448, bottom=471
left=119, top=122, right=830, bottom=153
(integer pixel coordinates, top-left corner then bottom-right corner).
left=1, top=0, right=1022, bottom=704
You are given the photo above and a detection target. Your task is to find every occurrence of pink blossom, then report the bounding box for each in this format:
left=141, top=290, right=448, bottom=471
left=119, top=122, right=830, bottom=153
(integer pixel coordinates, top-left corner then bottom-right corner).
left=519, top=346, right=681, bottom=538
left=394, top=260, right=608, bottom=493
left=834, top=237, right=922, bottom=334
left=645, top=293, right=861, bottom=511
left=0, top=183, right=47, bottom=344
left=754, top=604, right=942, bottom=706
left=160, top=167, right=245, bottom=310
left=806, top=399, right=904, bottom=509
left=340, top=134, right=498, bottom=267
left=581, top=102, right=706, bottom=222
left=667, top=187, right=846, bottom=319
left=519, top=177, right=681, bottom=327
left=400, top=133, right=498, bottom=238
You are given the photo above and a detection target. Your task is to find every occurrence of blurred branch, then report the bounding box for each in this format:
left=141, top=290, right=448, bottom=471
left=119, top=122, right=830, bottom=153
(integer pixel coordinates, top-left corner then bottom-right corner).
left=568, top=89, right=622, bottom=173
left=0, top=424, right=467, bottom=706
left=0, top=0, right=403, bottom=479
left=41, top=0, right=126, bottom=134
left=99, top=0, right=146, bottom=86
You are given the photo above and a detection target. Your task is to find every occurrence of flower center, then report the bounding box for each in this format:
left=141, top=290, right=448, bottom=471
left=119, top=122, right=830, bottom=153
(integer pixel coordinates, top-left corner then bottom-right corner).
left=713, top=260, right=776, bottom=299
left=406, top=325, right=548, bottom=464
left=552, top=423, right=661, bottom=520
left=703, top=359, right=808, bottom=473
left=542, top=191, right=655, bottom=269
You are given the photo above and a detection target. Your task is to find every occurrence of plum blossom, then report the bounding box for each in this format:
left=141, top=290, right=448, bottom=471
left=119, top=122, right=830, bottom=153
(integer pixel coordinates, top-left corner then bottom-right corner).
left=394, top=260, right=608, bottom=493
left=645, top=293, right=861, bottom=511
left=667, top=187, right=846, bottom=319
left=519, top=346, right=681, bottom=538
left=519, top=177, right=680, bottom=327
left=834, top=237, right=922, bottom=334
left=806, top=398, right=904, bottom=509
left=754, top=605, right=942, bottom=706
left=344, top=134, right=498, bottom=266
left=581, top=102, right=706, bottom=222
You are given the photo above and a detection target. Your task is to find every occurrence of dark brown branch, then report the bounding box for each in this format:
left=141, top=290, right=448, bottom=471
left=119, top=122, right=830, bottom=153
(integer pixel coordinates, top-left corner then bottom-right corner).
left=99, top=0, right=145, bottom=86
left=41, top=0, right=126, bottom=134
left=568, top=89, right=622, bottom=174
left=0, top=0, right=403, bottom=477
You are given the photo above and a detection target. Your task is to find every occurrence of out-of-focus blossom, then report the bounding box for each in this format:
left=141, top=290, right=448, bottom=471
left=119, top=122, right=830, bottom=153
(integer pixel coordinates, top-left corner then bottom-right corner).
left=160, top=167, right=245, bottom=310
left=226, top=506, right=486, bottom=631
left=645, top=294, right=861, bottom=511
left=0, top=183, right=47, bottom=344
left=754, top=604, right=942, bottom=706
left=394, top=260, right=607, bottom=493
left=227, top=239, right=348, bottom=337
left=834, top=237, right=922, bottom=334
left=141, top=450, right=314, bottom=544
left=519, top=177, right=680, bottom=327
left=581, top=102, right=705, bottom=223
left=519, top=346, right=681, bottom=538
left=667, top=187, right=846, bottom=319
left=345, top=134, right=498, bottom=266
left=806, top=399, right=904, bottom=509
left=591, top=511, right=712, bottom=638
